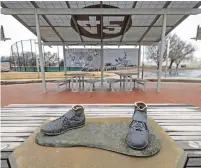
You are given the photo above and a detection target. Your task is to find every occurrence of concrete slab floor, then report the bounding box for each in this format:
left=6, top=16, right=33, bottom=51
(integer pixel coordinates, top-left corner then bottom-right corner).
left=1, top=82, right=201, bottom=108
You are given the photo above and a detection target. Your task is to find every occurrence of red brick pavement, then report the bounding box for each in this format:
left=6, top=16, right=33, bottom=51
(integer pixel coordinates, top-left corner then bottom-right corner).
left=1, top=82, right=201, bottom=108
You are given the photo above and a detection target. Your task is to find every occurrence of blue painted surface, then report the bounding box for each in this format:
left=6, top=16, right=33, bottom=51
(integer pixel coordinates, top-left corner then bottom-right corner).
left=143, top=69, right=201, bottom=78
left=1, top=60, right=10, bottom=62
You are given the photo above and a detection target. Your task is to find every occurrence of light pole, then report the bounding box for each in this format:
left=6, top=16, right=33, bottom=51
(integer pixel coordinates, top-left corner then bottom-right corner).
left=191, top=25, right=201, bottom=41
left=0, top=25, right=11, bottom=41
left=191, top=25, right=201, bottom=69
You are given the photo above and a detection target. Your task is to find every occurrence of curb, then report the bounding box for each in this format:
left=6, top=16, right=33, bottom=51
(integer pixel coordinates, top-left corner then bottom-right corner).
left=1, top=78, right=201, bottom=85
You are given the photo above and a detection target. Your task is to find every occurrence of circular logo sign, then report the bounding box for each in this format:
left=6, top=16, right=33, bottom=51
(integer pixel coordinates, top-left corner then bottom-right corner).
left=71, top=4, right=132, bottom=39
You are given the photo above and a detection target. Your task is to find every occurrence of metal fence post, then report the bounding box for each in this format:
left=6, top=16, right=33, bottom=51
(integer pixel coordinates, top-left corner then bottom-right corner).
left=16, top=41, right=21, bottom=71
left=21, top=40, right=26, bottom=71
left=30, top=39, right=35, bottom=72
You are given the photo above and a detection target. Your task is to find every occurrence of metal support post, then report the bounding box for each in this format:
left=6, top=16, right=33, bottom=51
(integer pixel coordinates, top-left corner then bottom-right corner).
left=157, top=11, right=167, bottom=93
left=34, top=40, right=40, bottom=78
left=141, top=46, right=145, bottom=79
left=101, top=43, right=104, bottom=87
left=57, top=46, right=60, bottom=68
left=63, top=45, right=67, bottom=76
left=35, top=9, right=46, bottom=93
left=165, top=39, right=170, bottom=78
left=137, top=44, right=141, bottom=78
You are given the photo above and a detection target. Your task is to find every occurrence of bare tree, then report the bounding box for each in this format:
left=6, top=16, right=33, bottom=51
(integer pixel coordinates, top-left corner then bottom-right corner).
left=10, top=52, right=37, bottom=67
left=23, top=52, right=37, bottom=66
left=174, top=43, right=195, bottom=69
left=145, top=34, right=196, bottom=69
left=0, top=56, right=10, bottom=61
left=10, top=51, right=59, bottom=68
left=168, top=34, right=195, bottom=69
left=15, top=53, right=25, bottom=66
left=145, top=44, right=167, bottom=69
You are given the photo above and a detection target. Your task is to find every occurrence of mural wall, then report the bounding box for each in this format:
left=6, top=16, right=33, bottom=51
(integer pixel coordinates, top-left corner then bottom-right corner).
left=65, top=49, right=138, bottom=69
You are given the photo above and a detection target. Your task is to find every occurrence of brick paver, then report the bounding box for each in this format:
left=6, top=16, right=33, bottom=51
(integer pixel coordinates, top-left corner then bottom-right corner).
left=1, top=82, right=201, bottom=108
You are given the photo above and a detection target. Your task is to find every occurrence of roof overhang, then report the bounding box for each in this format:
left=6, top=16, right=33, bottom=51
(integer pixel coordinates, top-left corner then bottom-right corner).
left=1, top=1, right=201, bottom=46
left=2, top=8, right=201, bottom=15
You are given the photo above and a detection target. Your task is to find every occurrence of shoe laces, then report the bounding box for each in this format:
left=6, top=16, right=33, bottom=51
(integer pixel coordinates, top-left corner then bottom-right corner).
left=55, top=110, right=75, bottom=123
left=130, top=121, right=146, bottom=131
left=54, top=115, right=69, bottom=123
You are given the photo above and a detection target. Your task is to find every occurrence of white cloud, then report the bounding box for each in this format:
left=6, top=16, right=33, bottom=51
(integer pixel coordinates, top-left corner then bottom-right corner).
left=171, top=14, right=201, bottom=59
left=0, top=14, right=37, bottom=56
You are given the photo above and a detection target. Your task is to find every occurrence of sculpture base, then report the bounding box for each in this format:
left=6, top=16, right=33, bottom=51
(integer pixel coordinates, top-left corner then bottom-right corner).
left=9, top=117, right=187, bottom=168
left=36, top=119, right=161, bottom=157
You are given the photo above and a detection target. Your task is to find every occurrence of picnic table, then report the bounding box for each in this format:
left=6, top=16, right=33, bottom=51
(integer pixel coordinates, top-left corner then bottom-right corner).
left=64, top=72, right=89, bottom=92
left=115, top=72, right=138, bottom=91
left=1, top=104, right=201, bottom=168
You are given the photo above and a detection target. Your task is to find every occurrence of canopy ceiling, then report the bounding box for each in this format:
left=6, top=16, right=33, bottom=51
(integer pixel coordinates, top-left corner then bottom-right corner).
left=1, top=1, right=201, bottom=45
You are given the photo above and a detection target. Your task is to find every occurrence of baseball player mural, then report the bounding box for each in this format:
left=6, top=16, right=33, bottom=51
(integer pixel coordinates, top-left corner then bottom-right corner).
left=65, top=49, right=138, bottom=69
left=113, top=52, right=132, bottom=67
left=66, top=49, right=101, bottom=69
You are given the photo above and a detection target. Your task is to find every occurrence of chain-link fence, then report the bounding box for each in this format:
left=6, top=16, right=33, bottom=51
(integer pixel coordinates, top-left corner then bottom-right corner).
left=10, top=39, right=69, bottom=72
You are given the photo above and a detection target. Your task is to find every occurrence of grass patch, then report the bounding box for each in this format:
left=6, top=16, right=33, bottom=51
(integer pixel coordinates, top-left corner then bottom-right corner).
left=1, top=71, right=117, bottom=80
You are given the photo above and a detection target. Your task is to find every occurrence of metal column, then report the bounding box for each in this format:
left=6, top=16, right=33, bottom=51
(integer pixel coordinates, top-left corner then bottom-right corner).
left=137, top=44, right=141, bottom=78
left=165, top=39, right=170, bottom=78
left=141, top=46, right=145, bottom=79
left=63, top=45, right=67, bottom=75
left=35, top=9, right=46, bottom=93
left=57, top=46, right=60, bottom=68
left=101, top=43, right=104, bottom=86
left=157, top=11, right=166, bottom=93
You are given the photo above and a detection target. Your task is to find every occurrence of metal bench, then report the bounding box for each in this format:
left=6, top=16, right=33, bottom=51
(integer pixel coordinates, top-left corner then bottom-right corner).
left=85, top=78, right=101, bottom=92
left=56, top=79, right=71, bottom=92
left=106, top=78, right=119, bottom=92
left=135, top=78, right=147, bottom=91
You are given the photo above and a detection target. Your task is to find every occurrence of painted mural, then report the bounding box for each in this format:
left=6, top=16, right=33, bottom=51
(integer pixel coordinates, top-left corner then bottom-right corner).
left=65, top=49, right=138, bottom=69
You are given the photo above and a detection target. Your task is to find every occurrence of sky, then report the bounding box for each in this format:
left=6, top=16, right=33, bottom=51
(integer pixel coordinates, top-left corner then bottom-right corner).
left=0, top=7, right=201, bottom=60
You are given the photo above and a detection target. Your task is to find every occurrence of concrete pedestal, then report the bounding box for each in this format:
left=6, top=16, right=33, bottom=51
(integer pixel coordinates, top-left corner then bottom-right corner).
left=9, top=118, right=187, bottom=168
